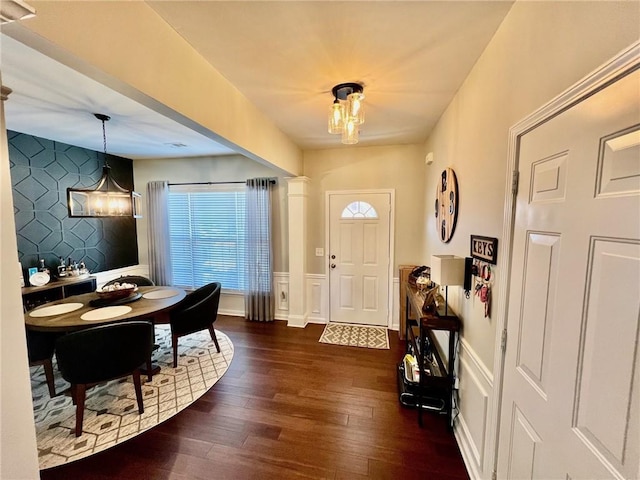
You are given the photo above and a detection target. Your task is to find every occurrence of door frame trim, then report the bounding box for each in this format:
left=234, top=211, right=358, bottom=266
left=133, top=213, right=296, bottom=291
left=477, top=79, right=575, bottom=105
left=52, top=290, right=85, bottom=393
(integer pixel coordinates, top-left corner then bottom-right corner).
left=325, top=189, right=396, bottom=328
left=488, top=41, right=640, bottom=477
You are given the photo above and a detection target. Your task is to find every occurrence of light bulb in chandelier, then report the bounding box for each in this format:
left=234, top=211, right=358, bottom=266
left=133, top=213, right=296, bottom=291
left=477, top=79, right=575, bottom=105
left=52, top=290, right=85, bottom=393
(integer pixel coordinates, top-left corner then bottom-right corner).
left=328, top=99, right=344, bottom=134
left=346, top=91, right=365, bottom=125
left=342, top=119, right=359, bottom=145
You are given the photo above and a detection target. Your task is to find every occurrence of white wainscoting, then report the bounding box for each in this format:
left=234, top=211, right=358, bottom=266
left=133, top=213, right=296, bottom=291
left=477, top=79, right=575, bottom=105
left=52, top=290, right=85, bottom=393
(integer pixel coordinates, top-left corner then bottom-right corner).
left=140, top=271, right=401, bottom=328
left=274, top=272, right=290, bottom=321
left=454, top=338, right=494, bottom=480
left=305, top=273, right=328, bottom=323
left=273, top=272, right=401, bottom=329
left=94, top=264, right=151, bottom=288
left=391, top=275, right=400, bottom=332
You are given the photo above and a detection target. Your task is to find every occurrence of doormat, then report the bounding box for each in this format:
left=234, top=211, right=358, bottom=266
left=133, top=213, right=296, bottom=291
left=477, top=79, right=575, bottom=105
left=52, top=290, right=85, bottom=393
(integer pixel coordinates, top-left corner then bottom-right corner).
left=319, top=323, right=389, bottom=349
left=30, top=325, right=233, bottom=470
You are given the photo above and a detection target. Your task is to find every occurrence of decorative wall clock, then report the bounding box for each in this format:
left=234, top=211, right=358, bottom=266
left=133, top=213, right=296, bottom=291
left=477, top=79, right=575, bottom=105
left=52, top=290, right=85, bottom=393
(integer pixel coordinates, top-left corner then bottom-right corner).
left=435, top=168, right=459, bottom=243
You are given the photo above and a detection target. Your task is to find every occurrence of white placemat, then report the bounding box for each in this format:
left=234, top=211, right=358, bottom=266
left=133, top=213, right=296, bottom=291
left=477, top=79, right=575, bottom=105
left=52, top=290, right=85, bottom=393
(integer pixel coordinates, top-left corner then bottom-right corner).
left=80, top=305, right=132, bottom=321
left=29, top=302, right=84, bottom=317
left=143, top=289, right=180, bottom=300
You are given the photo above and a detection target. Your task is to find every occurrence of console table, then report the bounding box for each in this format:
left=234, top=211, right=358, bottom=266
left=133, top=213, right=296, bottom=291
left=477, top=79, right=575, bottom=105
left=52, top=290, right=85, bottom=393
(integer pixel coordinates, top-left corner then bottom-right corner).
left=401, top=281, right=460, bottom=428
left=22, top=276, right=97, bottom=312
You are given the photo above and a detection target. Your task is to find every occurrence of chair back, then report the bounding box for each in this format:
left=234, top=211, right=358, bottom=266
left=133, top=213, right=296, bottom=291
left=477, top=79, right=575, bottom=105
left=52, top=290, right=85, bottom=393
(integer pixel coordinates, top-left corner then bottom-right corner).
left=55, top=321, right=154, bottom=385
left=26, top=329, right=60, bottom=363
left=170, top=282, right=221, bottom=336
left=103, top=275, right=155, bottom=287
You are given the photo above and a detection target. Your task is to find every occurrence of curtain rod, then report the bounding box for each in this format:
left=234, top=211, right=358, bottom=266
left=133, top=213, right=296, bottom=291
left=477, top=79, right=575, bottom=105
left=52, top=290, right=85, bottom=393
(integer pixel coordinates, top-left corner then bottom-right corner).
left=169, top=178, right=276, bottom=186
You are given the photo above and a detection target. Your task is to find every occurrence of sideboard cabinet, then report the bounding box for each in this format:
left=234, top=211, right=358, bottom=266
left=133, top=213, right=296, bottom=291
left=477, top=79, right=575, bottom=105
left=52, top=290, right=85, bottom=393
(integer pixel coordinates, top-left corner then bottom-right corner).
left=22, top=276, right=97, bottom=311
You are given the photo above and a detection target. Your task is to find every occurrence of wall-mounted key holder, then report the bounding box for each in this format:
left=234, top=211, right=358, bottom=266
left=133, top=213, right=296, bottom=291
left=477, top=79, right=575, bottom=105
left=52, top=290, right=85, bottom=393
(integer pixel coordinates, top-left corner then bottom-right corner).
left=471, top=235, right=498, bottom=265
left=472, top=258, right=494, bottom=318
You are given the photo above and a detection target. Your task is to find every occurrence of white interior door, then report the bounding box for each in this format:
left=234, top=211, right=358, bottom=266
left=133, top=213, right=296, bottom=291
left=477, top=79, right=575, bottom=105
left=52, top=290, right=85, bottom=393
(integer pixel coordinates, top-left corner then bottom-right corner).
left=498, top=69, right=640, bottom=479
left=328, top=192, right=391, bottom=326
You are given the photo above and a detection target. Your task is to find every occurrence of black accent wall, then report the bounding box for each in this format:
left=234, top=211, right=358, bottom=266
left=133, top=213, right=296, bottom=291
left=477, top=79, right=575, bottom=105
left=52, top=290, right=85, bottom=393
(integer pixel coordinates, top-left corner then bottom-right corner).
left=9, top=130, right=139, bottom=275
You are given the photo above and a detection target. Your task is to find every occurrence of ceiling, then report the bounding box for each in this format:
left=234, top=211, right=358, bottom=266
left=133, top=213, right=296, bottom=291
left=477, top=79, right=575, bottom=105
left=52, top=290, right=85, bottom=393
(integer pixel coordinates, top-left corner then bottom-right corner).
left=0, top=1, right=514, bottom=160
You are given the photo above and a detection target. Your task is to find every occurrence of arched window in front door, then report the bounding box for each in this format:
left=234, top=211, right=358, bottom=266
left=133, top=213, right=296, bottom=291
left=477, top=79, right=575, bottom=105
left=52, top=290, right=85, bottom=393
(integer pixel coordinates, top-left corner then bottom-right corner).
left=341, top=201, right=379, bottom=219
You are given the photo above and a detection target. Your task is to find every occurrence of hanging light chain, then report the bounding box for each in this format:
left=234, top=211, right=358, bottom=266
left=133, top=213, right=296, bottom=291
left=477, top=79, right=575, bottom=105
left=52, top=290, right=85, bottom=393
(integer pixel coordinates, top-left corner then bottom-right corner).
left=94, top=113, right=111, bottom=157
left=101, top=119, right=107, bottom=155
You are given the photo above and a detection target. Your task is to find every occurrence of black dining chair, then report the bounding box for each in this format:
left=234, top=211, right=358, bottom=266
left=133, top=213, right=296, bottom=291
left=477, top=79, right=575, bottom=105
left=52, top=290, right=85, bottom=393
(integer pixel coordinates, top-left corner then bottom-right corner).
left=26, top=329, right=63, bottom=398
left=103, top=275, right=155, bottom=287
left=103, top=274, right=157, bottom=380
left=55, top=321, right=154, bottom=437
left=169, top=282, right=221, bottom=368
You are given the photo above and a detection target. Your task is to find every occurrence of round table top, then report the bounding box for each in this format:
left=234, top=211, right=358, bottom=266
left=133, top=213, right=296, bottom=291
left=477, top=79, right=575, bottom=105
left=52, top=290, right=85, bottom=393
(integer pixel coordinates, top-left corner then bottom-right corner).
left=25, top=286, right=186, bottom=332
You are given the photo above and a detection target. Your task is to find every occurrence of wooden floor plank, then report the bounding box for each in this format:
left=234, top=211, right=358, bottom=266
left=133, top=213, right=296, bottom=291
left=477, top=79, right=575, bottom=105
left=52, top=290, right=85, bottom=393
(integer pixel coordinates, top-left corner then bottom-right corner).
left=40, top=316, right=469, bottom=479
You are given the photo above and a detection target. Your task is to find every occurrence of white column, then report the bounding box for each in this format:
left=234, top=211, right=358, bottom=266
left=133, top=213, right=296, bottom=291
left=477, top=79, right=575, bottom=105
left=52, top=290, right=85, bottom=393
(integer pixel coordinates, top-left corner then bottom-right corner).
left=286, top=176, right=309, bottom=328
left=0, top=82, right=40, bottom=478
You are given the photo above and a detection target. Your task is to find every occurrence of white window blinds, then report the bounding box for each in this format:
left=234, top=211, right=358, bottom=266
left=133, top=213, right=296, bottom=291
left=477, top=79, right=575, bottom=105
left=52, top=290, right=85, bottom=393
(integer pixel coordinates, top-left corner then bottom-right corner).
left=168, top=184, right=246, bottom=291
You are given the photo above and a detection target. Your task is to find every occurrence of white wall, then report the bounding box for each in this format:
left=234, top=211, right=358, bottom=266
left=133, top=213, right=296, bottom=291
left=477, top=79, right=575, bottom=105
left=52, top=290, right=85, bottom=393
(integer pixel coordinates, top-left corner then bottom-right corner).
left=303, top=144, right=427, bottom=274
left=422, top=2, right=640, bottom=478
left=0, top=83, right=40, bottom=479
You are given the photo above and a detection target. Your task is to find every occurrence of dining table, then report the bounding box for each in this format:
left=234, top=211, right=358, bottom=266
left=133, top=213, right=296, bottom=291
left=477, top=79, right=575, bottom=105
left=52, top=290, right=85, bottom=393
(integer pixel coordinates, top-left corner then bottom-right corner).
left=24, top=286, right=187, bottom=332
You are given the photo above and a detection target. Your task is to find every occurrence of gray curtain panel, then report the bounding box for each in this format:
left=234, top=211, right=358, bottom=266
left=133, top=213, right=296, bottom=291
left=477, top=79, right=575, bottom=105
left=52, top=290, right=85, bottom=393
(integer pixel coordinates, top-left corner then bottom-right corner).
left=244, top=178, right=275, bottom=321
left=146, top=181, right=173, bottom=286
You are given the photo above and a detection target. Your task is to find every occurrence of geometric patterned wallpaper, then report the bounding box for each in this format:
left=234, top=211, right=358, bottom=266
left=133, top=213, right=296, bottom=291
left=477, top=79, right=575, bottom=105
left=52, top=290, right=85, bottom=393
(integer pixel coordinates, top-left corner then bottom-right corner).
left=9, top=130, right=139, bottom=276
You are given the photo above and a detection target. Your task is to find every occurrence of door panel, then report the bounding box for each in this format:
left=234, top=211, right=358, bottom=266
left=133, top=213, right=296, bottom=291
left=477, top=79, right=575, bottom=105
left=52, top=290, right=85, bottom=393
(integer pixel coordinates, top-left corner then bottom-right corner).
left=329, top=193, right=391, bottom=326
left=499, top=68, right=640, bottom=479
left=339, top=275, right=354, bottom=309
left=362, top=276, right=379, bottom=311
left=574, top=238, right=639, bottom=471
left=517, top=233, right=560, bottom=394
left=363, top=224, right=379, bottom=265
left=507, top=406, right=542, bottom=480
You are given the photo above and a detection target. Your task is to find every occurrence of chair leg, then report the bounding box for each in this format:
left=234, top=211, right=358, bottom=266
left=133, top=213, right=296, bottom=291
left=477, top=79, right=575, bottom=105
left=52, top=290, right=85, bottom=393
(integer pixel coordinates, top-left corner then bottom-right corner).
left=208, top=326, right=221, bottom=353
left=172, top=333, right=179, bottom=368
left=70, top=384, right=77, bottom=405
left=42, top=358, right=56, bottom=397
left=148, top=325, right=156, bottom=381
left=75, top=384, right=86, bottom=437
left=132, top=369, right=144, bottom=414
left=146, top=358, right=153, bottom=382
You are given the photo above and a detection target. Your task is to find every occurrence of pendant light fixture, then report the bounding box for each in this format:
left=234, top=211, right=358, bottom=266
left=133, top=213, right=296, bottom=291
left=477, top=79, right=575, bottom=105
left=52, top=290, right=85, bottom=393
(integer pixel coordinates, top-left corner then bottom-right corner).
left=67, top=113, right=141, bottom=218
left=327, top=82, right=365, bottom=144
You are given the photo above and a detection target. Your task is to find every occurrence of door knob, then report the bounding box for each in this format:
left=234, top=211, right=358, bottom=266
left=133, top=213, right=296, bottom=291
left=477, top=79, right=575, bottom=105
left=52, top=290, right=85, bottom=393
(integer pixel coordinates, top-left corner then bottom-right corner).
left=330, top=264, right=336, bottom=269
left=331, top=255, right=336, bottom=259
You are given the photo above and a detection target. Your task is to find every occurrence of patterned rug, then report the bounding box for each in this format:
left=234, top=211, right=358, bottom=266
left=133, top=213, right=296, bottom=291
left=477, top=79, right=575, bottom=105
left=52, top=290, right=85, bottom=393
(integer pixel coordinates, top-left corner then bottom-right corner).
left=319, top=322, right=389, bottom=349
left=30, top=325, right=233, bottom=470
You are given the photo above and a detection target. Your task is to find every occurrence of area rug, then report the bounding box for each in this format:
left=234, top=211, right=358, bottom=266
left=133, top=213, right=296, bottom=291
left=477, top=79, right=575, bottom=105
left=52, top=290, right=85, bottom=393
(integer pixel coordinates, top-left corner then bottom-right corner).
left=319, top=322, right=389, bottom=349
left=30, top=325, right=234, bottom=470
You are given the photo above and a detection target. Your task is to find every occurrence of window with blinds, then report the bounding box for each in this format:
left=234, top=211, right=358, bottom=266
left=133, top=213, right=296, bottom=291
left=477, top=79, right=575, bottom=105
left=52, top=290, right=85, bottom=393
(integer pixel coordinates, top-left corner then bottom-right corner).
left=168, top=184, right=245, bottom=291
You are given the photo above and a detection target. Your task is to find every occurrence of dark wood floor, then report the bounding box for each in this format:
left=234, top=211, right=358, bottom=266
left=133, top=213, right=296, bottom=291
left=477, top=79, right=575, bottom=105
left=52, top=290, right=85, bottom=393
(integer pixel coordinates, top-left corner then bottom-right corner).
left=40, top=316, right=469, bottom=480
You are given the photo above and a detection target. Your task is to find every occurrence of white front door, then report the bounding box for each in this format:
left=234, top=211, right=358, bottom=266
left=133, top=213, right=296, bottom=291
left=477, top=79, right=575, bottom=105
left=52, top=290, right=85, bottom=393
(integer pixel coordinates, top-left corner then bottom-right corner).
left=328, top=192, right=392, bottom=326
left=498, top=68, right=640, bottom=478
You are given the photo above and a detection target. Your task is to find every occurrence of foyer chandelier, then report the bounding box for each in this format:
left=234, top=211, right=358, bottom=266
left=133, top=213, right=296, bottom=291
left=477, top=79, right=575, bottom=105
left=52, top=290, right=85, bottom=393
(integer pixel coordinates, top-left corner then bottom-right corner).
left=67, top=113, right=141, bottom=218
left=328, top=82, right=365, bottom=145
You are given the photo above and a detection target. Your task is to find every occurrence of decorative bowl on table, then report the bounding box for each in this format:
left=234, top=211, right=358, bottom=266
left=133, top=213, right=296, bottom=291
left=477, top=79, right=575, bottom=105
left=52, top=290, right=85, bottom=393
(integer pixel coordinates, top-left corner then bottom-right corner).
left=95, top=282, right=138, bottom=301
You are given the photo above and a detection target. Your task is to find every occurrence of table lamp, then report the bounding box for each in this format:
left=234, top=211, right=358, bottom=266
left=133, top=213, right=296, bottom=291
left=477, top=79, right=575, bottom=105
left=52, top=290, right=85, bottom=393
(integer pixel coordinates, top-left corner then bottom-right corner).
left=430, top=255, right=465, bottom=316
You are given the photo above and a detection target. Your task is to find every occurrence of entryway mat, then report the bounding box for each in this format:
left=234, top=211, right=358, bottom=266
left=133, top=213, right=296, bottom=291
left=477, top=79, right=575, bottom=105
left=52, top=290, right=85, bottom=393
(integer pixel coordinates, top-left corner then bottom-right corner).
left=319, top=322, right=389, bottom=350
